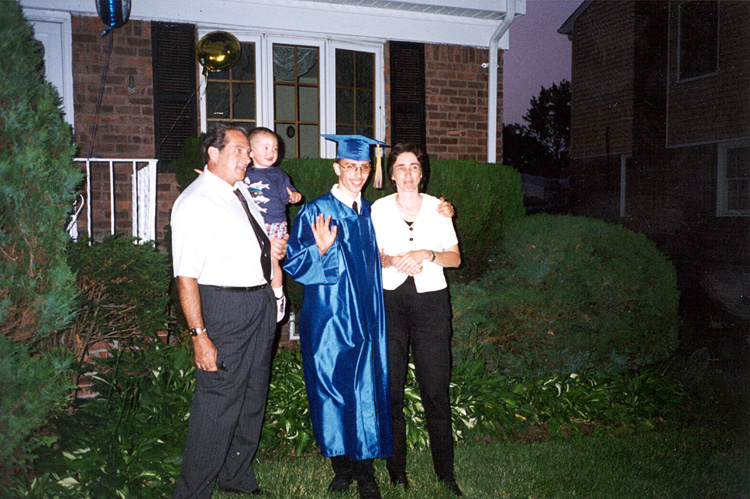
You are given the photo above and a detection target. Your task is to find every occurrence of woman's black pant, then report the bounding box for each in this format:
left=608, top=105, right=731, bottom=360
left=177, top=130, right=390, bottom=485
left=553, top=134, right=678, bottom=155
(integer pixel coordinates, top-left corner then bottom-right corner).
left=384, top=277, right=455, bottom=480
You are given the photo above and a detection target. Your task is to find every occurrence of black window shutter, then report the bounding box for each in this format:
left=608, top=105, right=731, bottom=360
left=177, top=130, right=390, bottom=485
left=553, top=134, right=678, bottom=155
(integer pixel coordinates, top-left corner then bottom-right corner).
left=152, top=22, right=197, bottom=171
left=389, top=42, right=426, bottom=150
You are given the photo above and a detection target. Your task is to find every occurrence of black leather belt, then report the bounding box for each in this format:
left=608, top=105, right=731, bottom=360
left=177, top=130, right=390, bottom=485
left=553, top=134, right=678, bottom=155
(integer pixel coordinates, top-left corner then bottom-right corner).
left=207, top=283, right=268, bottom=292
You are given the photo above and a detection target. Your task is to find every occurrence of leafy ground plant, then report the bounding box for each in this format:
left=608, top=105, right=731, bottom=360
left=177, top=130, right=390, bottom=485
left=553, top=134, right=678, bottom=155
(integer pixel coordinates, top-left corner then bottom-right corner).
left=22, top=342, right=194, bottom=498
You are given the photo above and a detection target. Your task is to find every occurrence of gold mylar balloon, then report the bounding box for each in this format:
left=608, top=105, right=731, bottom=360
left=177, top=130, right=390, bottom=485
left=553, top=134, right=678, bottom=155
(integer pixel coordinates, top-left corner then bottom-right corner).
left=196, top=31, right=241, bottom=73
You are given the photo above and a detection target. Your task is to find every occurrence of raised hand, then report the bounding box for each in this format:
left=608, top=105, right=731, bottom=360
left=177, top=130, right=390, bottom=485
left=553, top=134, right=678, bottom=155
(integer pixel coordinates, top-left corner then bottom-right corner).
left=311, top=213, right=338, bottom=256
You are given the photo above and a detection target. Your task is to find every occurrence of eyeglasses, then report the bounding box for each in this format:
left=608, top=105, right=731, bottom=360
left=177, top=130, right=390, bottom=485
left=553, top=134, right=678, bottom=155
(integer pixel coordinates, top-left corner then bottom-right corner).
left=339, top=163, right=371, bottom=174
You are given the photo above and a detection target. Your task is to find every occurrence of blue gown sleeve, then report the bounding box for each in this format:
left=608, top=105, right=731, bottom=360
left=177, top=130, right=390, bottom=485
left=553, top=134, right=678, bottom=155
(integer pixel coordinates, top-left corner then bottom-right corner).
left=284, top=203, right=340, bottom=285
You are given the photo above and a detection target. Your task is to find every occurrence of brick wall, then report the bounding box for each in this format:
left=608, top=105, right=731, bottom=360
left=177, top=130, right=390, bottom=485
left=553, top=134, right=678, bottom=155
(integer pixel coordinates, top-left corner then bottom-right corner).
left=570, top=0, right=634, bottom=161
left=72, top=16, right=155, bottom=158
left=665, top=1, right=750, bottom=146
left=424, top=44, right=502, bottom=161
left=384, top=42, right=503, bottom=161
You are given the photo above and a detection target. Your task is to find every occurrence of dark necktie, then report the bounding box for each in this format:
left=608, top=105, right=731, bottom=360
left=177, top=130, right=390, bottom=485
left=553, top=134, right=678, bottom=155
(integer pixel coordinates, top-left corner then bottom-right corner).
left=233, top=189, right=271, bottom=283
left=352, top=200, right=358, bottom=215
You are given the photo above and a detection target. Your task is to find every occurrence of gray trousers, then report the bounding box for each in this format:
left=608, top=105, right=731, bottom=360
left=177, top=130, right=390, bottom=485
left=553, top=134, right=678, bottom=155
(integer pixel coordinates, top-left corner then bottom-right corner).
left=173, top=284, right=275, bottom=499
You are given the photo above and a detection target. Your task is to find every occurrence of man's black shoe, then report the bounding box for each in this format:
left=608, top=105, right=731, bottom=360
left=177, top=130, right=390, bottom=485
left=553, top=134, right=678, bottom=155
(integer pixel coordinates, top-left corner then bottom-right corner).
left=328, top=474, right=353, bottom=493
left=439, top=477, right=463, bottom=496
left=389, top=471, right=409, bottom=489
left=357, top=477, right=382, bottom=499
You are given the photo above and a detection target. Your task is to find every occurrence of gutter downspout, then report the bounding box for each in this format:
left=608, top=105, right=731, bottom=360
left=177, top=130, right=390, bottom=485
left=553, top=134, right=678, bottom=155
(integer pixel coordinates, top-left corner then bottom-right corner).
left=487, top=0, right=517, bottom=163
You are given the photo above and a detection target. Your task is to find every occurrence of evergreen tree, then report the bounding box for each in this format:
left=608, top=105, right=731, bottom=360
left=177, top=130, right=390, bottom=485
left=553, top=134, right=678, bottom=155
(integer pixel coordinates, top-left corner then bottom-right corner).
left=0, top=0, right=83, bottom=345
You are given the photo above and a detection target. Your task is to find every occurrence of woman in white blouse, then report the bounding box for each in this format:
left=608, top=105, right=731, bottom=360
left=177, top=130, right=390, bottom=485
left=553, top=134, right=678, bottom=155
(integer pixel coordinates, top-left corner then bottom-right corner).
left=370, top=143, right=462, bottom=496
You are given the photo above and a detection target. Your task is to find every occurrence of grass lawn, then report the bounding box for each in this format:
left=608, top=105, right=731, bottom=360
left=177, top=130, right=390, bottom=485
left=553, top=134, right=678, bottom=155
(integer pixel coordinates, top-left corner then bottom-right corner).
left=215, top=424, right=749, bottom=498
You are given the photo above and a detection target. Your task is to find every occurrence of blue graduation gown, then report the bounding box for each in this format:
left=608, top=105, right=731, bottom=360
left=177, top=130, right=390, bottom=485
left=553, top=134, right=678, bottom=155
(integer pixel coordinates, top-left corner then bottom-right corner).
left=284, top=192, right=392, bottom=460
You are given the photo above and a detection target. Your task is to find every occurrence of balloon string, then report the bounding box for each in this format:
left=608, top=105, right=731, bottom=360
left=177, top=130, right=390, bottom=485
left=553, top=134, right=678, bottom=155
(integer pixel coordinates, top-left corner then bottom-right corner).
left=86, top=31, right=114, bottom=160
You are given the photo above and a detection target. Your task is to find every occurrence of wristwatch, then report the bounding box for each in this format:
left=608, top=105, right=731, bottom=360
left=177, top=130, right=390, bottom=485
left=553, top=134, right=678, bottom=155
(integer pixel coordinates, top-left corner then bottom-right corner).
left=430, top=250, right=436, bottom=262
left=188, top=327, right=207, bottom=337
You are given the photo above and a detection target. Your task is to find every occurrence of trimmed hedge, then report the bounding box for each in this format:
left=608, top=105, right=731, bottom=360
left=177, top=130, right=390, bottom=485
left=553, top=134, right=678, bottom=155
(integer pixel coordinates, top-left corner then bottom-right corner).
left=451, top=214, right=679, bottom=377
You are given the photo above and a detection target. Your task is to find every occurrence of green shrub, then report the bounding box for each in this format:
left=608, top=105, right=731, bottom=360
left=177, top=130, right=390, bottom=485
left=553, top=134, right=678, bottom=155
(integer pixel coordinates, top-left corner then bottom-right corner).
left=0, top=335, right=76, bottom=478
left=0, top=0, right=83, bottom=344
left=451, top=214, right=679, bottom=376
left=59, top=236, right=171, bottom=372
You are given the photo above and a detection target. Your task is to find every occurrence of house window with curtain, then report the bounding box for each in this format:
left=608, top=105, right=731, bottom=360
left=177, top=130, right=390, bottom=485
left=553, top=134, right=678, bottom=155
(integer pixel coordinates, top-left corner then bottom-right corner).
left=206, top=41, right=256, bottom=128
left=718, top=142, right=750, bottom=216
left=677, top=0, right=718, bottom=81
left=273, top=44, right=320, bottom=158
left=335, top=49, right=375, bottom=138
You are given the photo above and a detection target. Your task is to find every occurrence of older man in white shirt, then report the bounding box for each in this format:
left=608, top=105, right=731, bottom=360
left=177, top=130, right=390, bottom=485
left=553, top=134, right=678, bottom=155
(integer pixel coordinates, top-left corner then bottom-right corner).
left=171, top=124, right=286, bottom=498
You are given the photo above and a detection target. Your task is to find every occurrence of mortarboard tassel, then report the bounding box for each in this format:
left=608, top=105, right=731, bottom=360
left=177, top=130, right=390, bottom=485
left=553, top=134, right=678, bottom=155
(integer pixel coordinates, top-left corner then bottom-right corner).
left=373, top=145, right=383, bottom=189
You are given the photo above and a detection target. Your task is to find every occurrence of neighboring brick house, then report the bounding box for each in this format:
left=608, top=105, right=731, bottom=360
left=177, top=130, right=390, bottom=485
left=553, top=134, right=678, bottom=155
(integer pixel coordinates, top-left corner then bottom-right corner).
left=559, top=1, right=750, bottom=340
left=22, top=0, right=525, bottom=249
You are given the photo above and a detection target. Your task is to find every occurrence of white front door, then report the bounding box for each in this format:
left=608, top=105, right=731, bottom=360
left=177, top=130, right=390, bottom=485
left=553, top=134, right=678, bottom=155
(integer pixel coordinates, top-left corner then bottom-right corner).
left=26, top=10, right=75, bottom=126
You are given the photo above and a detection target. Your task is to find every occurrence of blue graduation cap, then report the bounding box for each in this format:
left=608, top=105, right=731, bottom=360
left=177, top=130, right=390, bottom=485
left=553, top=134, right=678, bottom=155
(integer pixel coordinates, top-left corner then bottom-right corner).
left=322, top=134, right=388, bottom=188
left=321, top=134, right=387, bottom=162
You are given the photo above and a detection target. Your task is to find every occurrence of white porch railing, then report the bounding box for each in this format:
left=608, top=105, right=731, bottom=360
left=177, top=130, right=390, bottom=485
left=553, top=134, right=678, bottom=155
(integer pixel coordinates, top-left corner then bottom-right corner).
left=72, top=158, right=158, bottom=243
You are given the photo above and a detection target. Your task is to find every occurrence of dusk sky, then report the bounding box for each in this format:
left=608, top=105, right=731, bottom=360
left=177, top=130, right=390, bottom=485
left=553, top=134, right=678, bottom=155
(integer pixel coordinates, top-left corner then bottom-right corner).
left=503, top=0, right=584, bottom=125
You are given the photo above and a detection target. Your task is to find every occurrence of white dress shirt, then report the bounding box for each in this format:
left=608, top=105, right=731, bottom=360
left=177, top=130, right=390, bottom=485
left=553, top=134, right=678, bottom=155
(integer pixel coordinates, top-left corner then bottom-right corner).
left=371, top=193, right=458, bottom=292
left=171, top=166, right=268, bottom=286
left=330, top=183, right=362, bottom=213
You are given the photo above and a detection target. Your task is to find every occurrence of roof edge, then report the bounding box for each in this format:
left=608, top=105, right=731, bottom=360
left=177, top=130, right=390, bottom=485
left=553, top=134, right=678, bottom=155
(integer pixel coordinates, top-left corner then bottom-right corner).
left=558, top=0, right=592, bottom=36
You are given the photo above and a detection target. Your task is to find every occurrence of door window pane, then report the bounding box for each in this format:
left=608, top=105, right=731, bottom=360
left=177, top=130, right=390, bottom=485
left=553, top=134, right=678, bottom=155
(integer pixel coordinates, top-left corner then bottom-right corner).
left=206, top=41, right=256, bottom=127
left=335, top=49, right=375, bottom=137
left=206, top=82, right=230, bottom=119
left=273, top=44, right=319, bottom=158
left=299, top=86, right=319, bottom=122
left=299, top=124, right=320, bottom=158
left=274, top=85, right=295, bottom=121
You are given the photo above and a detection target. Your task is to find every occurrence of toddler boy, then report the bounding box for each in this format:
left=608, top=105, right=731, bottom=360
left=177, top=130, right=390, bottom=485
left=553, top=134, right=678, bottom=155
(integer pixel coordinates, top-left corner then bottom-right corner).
left=243, top=127, right=302, bottom=321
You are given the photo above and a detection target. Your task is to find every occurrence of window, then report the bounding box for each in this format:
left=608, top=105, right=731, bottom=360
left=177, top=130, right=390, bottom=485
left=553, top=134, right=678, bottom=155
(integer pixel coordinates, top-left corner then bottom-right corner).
left=718, top=142, right=750, bottom=216
left=201, top=35, right=383, bottom=159
left=206, top=42, right=256, bottom=128
left=678, top=1, right=718, bottom=81
left=335, top=49, right=375, bottom=138
left=273, top=44, right=319, bottom=158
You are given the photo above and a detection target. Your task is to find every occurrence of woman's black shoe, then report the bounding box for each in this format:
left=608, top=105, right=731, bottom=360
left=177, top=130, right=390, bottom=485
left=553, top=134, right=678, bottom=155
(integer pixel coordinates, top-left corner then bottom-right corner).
left=439, top=477, right=463, bottom=496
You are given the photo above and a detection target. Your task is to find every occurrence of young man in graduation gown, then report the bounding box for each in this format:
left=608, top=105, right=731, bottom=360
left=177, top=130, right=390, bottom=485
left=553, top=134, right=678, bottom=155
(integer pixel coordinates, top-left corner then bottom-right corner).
left=285, top=135, right=393, bottom=499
